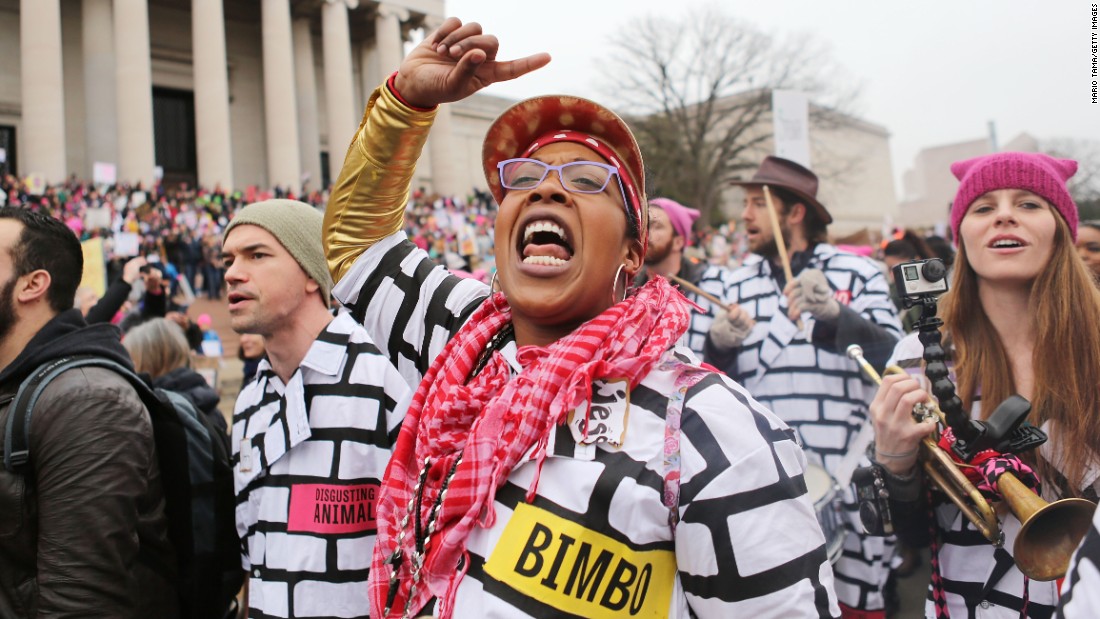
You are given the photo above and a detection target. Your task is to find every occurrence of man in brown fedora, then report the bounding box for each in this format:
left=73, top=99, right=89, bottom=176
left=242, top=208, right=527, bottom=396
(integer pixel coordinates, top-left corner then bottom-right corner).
left=711, top=155, right=903, bottom=619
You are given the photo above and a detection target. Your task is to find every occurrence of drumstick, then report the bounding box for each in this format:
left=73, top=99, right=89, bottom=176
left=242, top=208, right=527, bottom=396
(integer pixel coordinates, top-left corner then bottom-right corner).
left=669, top=274, right=757, bottom=333
left=763, top=185, right=795, bottom=283
left=668, top=273, right=726, bottom=308
left=763, top=184, right=804, bottom=330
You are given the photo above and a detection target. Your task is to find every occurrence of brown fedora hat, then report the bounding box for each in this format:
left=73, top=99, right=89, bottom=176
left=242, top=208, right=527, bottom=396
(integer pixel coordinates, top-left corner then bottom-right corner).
left=730, top=156, right=832, bottom=224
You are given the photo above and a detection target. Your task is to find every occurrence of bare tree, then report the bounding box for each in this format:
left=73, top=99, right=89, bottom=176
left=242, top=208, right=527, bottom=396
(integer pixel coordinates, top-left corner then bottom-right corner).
left=1044, top=138, right=1100, bottom=219
left=601, top=6, right=860, bottom=225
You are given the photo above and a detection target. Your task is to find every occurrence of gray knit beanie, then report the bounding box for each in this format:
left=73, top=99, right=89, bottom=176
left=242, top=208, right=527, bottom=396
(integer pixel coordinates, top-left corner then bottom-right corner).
left=223, top=199, right=333, bottom=304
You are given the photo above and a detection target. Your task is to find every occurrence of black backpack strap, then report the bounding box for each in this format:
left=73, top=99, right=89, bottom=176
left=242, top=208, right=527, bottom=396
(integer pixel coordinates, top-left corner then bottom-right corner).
left=3, top=355, right=152, bottom=474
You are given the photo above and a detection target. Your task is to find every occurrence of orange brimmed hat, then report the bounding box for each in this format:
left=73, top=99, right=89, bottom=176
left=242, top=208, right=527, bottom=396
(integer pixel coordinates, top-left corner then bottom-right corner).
left=482, top=95, right=648, bottom=251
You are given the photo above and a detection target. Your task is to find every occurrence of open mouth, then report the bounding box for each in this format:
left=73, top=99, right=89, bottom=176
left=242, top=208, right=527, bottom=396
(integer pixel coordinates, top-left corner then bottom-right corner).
left=989, top=237, right=1027, bottom=249
left=227, top=291, right=252, bottom=309
left=519, top=219, right=574, bottom=266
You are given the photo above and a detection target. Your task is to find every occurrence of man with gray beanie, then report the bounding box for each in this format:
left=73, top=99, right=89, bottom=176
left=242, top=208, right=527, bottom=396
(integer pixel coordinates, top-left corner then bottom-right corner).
left=223, top=199, right=410, bottom=618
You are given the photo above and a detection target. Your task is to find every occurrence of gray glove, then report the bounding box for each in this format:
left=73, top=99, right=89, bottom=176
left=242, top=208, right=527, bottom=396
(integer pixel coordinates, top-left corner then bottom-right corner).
left=786, top=268, right=840, bottom=322
left=708, top=306, right=755, bottom=351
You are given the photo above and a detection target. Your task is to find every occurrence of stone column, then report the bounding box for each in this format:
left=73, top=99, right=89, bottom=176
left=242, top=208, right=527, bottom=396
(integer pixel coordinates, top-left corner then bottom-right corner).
left=261, top=0, right=301, bottom=191
left=358, top=42, right=380, bottom=109
left=193, top=0, right=234, bottom=189
left=292, top=18, right=323, bottom=192
left=20, top=0, right=67, bottom=182
left=428, top=104, right=462, bottom=197
left=82, top=0, right=117, bottom=178
left=421, top=15, right=462, bottom=197
left=373, top=3, right=408, bottom=78
left=113, top=0, right=156, bottom=186
left=321, top=0, right=358, bottom=183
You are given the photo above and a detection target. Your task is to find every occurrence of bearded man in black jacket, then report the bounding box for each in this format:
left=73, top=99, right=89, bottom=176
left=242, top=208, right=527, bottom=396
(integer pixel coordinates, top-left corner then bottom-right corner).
left=0, top=207, right=178, bottom=618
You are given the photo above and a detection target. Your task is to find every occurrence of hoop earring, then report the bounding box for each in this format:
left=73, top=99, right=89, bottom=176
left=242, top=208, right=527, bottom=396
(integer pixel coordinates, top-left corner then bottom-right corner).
left=489, top=271, right=506, bottom=312
left=611, top=264, right=627, bottom=305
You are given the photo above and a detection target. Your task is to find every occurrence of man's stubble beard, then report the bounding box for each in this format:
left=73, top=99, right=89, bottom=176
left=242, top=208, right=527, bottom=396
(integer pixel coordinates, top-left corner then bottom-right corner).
left=0, top=276, right=20, bottom=345
left=750, top=221, right=791, bottom=261
left=643, top=236, right=674, bottom=266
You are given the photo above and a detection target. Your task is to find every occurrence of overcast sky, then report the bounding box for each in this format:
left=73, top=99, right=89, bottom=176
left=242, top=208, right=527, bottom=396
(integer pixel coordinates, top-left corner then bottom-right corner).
left=446, top=0, right=1099, bottom=197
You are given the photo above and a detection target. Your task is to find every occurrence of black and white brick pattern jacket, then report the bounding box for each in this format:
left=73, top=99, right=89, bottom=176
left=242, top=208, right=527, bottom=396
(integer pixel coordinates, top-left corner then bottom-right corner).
left=1056, top=503, right=1100, bottom=618
left=331, top=232, right=840, bottom=618
left=724, top=244, right=903, bottom=612
left=232, top=312, right=411, bottom=619
left=891, top=334, right=1100, bottom=619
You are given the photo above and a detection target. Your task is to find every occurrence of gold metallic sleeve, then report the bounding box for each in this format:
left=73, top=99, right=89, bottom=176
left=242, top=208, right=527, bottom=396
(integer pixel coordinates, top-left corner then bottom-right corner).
left=324, top=83, right=437, bottom=284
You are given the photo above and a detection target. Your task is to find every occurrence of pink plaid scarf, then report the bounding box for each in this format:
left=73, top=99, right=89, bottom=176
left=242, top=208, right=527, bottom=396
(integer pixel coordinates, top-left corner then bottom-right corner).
left=369, top=276, right=690, bottom=618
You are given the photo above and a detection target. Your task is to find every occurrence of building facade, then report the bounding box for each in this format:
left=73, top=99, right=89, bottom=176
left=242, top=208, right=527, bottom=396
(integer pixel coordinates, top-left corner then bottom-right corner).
left=0, top=0, right=511, bottom=196
left=1, top=0, right=898, bottom=236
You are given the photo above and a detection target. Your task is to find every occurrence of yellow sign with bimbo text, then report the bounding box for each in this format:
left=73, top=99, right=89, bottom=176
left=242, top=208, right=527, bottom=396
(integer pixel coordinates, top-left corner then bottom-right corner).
left=483, top=503, right=676, bottom=618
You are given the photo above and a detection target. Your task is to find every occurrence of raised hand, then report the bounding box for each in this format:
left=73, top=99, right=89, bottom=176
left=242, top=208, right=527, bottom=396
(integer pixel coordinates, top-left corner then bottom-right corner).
left=393, top=17, right=551, bottom=109
left=141, top=265, right=165, bottom=293
left=121, top=256, right=148, bottom=284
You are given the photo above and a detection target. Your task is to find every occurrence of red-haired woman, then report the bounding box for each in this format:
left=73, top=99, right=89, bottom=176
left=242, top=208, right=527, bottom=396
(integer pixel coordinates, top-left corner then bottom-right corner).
left=871, top=152, right=1100, bottom=618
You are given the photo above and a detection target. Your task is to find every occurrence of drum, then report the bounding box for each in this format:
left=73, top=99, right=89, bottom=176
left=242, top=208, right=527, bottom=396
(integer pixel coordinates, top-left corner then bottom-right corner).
left=805, top=463, right=844, bottom=564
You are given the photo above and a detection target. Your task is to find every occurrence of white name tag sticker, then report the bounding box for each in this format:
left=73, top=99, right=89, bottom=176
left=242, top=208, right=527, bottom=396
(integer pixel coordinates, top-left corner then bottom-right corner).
left=568, top=379, right=630, bottom=448
left=239, top=440, right=253, bottom=473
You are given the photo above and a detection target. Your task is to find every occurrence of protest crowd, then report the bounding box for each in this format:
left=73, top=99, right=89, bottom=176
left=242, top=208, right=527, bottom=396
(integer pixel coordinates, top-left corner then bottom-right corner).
left=1, top=15, right=1099, bottom=619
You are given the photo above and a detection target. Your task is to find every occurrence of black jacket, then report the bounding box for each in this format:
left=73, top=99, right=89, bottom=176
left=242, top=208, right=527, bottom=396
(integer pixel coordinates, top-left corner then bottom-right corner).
left=154, top=367, right=226, bottom=433
left=0, top=310, right=179, bottom=618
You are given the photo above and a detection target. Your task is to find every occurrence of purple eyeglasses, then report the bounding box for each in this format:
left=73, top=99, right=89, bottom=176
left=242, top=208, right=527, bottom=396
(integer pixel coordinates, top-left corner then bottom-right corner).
left=497, top=158, right=630, bottom=214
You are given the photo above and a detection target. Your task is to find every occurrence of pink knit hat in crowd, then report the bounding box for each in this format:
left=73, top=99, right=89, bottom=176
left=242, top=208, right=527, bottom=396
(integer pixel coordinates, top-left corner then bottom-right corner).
left=649, top=198, right=700, bottom=246
left=950, top=152, right=1079, bottom=242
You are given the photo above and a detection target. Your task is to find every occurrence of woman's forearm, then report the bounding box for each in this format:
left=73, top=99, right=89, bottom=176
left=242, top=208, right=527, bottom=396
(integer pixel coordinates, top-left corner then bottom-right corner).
left=324, top=79, right=437, bottom=284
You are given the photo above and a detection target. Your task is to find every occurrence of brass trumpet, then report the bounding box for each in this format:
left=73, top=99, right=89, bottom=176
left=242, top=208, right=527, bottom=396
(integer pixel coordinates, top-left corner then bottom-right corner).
left=847, top=344, right=1096, bottom=581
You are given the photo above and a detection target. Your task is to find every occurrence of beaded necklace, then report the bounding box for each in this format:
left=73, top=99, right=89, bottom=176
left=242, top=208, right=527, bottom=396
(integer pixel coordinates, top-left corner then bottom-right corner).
left=382, top=454, right=463, bottom=618
left=382, top=322, right=510, bottom=617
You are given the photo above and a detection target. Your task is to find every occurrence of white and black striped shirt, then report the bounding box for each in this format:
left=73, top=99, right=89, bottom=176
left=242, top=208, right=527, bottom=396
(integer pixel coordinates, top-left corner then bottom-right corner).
left=892, top=334, right=1100, bottom=619
left=1056, top=503, right=1100, bottom=618
left=232, top=312, right=411, bottom=619
left=332, top=232, right=840, bottom=618
left=725, top=244, right=903, bottom=611
left=726, top=245, right=901, bottom=469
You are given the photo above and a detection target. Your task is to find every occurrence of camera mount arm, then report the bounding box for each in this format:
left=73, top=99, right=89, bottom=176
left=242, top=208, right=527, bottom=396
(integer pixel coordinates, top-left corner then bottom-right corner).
left=912, top=297, right=1046, bottom=461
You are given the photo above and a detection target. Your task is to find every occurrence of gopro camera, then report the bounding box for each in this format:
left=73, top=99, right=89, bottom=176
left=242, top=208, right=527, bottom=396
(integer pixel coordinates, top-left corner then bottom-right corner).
left=852, top=465, right=894, bottom=536
left=893, top=258, right=948, bottom=302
